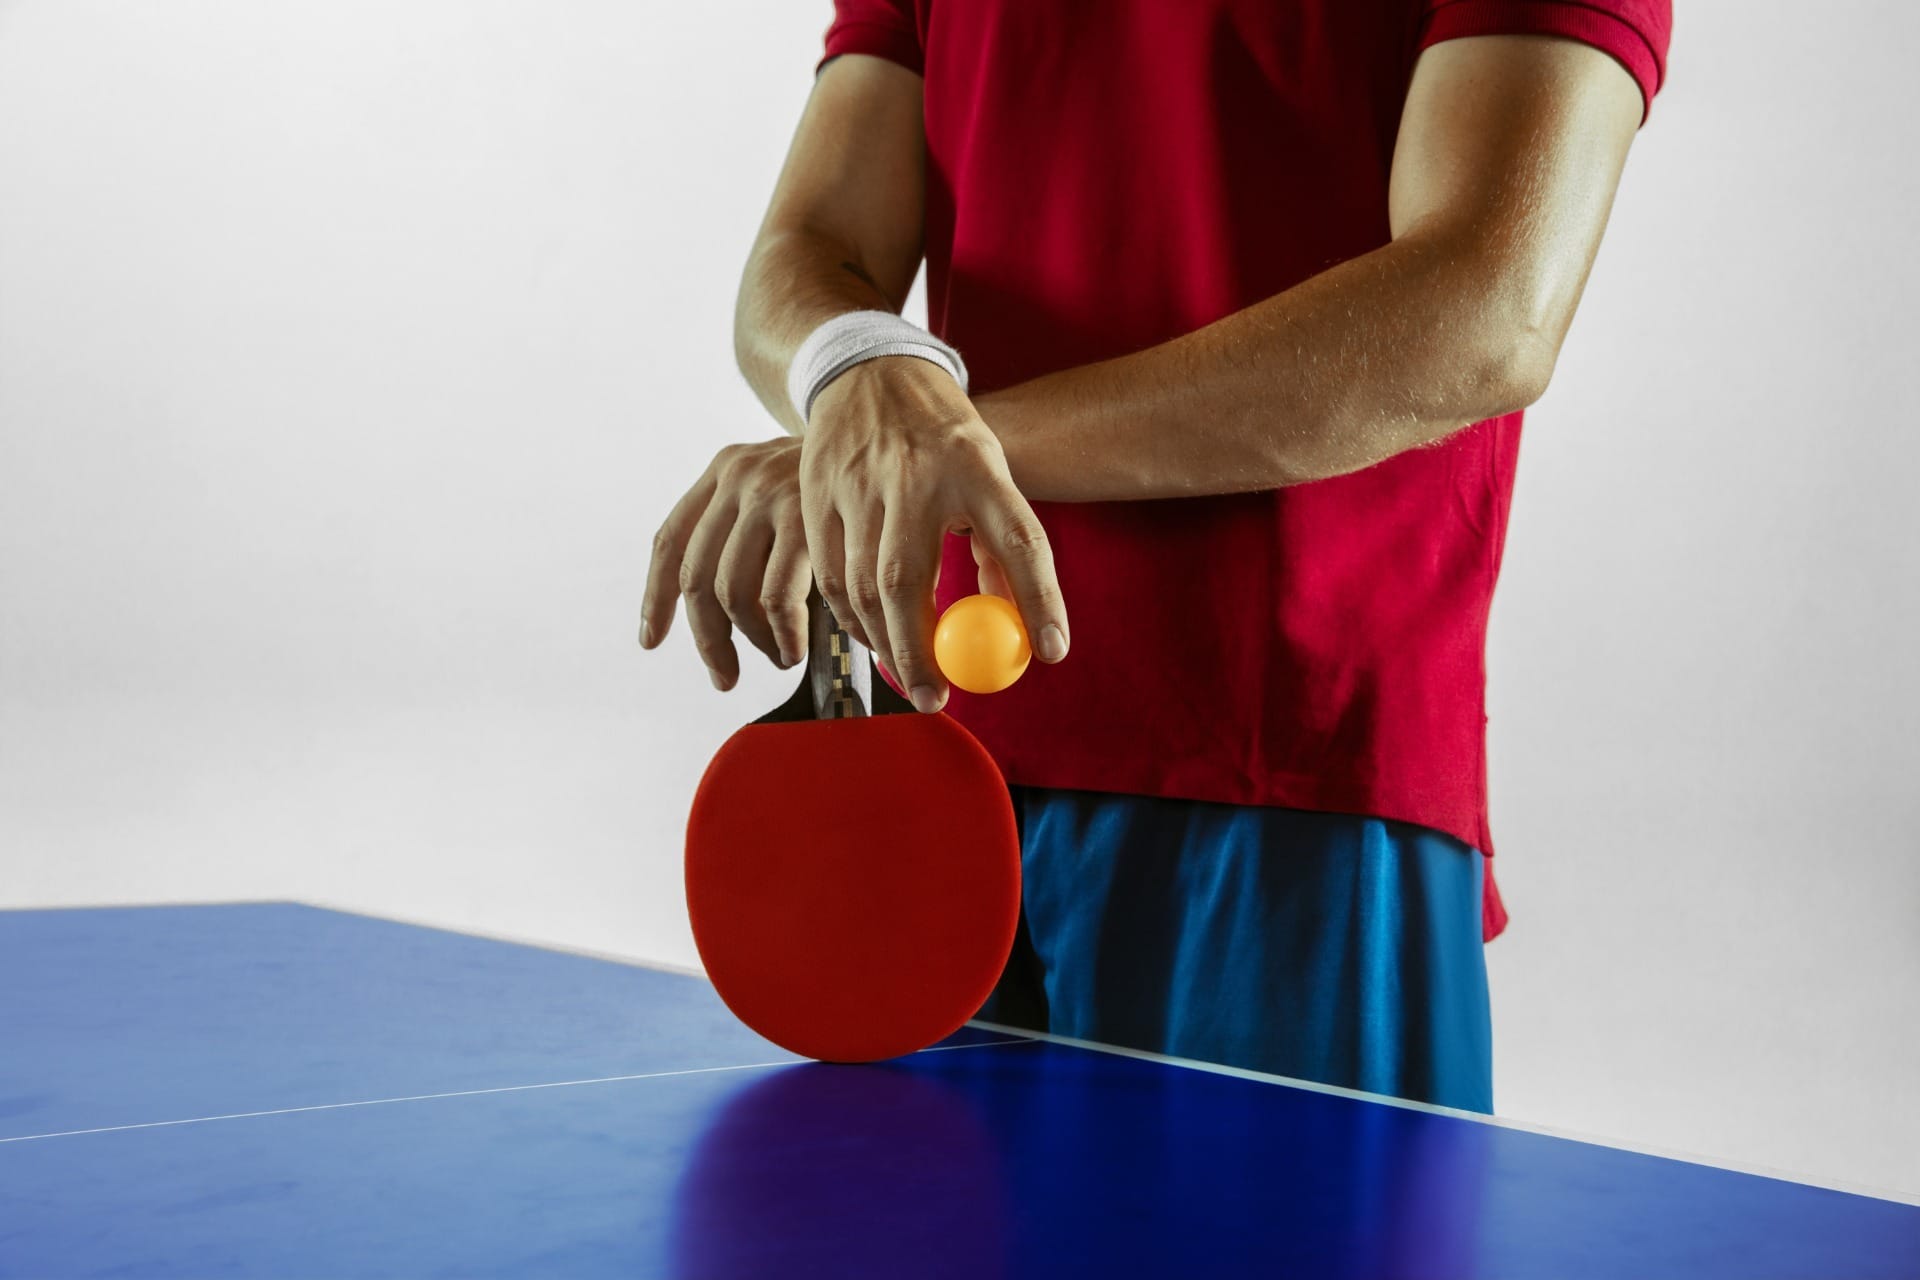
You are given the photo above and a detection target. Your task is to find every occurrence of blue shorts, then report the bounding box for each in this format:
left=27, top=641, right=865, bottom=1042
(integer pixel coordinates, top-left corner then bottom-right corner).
left=974, top=786, right=1494, bottom=1113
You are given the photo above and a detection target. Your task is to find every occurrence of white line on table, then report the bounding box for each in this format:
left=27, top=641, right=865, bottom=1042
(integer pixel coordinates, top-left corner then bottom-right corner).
left=0, top=1036, right=1039, bottom=1145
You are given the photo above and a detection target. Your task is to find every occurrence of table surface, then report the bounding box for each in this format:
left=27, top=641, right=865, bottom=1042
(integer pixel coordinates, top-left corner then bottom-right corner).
left=2, top=902, right=1915, bottom=1279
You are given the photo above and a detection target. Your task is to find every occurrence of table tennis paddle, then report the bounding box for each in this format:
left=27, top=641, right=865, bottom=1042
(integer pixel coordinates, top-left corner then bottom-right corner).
left=684, top=581, right=1021, bottom=1063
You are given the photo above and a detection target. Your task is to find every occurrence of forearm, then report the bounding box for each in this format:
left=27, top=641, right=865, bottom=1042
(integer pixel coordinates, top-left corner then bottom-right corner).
left=977, top=34, right=1643, bottom=505
left=734, top=228, right=902, bottom=437
left=732, top=55, right=927, bottom=437
left=978, top=230, right=1560, bottom=503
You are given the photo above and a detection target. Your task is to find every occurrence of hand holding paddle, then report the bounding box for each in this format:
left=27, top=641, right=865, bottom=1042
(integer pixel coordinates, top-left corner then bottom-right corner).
left=799, top=356, right=1070, bottom=710
left=684, top=583, right=1021, bottom=1063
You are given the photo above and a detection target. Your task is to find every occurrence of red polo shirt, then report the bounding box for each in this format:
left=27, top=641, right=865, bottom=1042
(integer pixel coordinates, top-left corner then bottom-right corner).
left=824, top=0, right=1671, bottom=941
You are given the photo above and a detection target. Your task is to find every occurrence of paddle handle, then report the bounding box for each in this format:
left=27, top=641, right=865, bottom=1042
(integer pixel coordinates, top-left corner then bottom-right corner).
left=753, top=582, right=915, bottom=726
left=807, top=582, right=872, bottom=720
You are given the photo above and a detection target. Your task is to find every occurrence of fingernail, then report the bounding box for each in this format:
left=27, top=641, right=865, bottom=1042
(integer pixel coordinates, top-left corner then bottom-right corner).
left=641, top=622, right=655, bottom=648
left=709, top=669, right=726, bottom=691
left=778, top=646, right=796, bottom=668
left=1037, top=624, right=1068, bottom=663
left=910, top=685, right=942, bottom=714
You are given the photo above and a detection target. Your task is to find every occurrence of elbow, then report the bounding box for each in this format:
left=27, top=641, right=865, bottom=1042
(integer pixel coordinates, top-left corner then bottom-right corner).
left=1488, top=329, right=1559, bottom=414
left=1432, top=238, right=1580, bottom=419
left=1464, top=315, right=1563, bottom=419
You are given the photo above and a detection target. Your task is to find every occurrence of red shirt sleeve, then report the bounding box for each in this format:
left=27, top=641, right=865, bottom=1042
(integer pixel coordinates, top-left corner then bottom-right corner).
left=820, top=0, right=924, bottom=76
left=1417, top=0, right=1672, bottom=120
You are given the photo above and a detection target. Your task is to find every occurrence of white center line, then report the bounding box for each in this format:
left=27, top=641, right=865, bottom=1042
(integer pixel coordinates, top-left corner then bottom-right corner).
left=0, top=1036, right=1039, bottom=1145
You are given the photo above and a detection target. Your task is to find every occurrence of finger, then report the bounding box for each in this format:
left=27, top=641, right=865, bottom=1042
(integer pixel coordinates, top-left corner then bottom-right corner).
left=760, top=513, right=811, bottom=669
left=970, top=480, right=1070, bottom=664
left=979, top=554, right=1014, bottom=601
left=804, top=501, right=863, bottom=650
left=839, top=501, right=893, bottom=668
left=875, top=510, right=945, bottom=713
left=714, top=515, right=785, bottom=670
left=968, top=534, right=1014, bottom=600
left=680, top=495, right=744, bottom=690
left=639, top=477, right=716, bottom=649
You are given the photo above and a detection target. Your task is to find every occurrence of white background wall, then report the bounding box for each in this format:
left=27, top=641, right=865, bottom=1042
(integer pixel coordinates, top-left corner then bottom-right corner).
left=3, top=1, right=1915, bottom=1200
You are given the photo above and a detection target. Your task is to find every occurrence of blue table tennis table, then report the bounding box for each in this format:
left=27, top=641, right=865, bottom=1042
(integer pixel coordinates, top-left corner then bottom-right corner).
left=3, top=903, right=1916, bottom=1278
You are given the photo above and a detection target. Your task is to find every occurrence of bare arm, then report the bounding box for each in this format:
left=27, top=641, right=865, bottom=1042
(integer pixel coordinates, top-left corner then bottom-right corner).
left=978, top=35, right=1648, bottom=501
left=645, top=52, right=1070, bottom=709
left=733, top=54, right=926, bottom=435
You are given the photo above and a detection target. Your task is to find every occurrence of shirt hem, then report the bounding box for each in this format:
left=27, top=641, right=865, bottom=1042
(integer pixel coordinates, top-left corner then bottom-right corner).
left=1417, top=0, right=1665, bottom=123
left=820, top=18, right=924, bottom=77
left=995, top=756, right=1510, bottom=943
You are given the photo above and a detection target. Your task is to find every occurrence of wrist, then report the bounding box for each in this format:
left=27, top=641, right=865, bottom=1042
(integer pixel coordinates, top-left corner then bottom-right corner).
left=786, top=310, right=968, bottom=426
left=810, top=356, right=979, bottom=435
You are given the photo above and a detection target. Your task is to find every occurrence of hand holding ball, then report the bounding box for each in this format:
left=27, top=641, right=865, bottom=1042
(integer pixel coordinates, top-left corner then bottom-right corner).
left=933, top=595, right=1031, bottom=694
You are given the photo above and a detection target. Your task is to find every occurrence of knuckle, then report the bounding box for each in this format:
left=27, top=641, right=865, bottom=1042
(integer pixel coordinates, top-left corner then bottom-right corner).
left=876, top=558, right=920, bottom=594
left=678, top=564, right=711, bottom=599
left=947, top=430, right=1005, bottom=472
left=847, top=575, right=882, bottom=611
left=999, top=519, right=1050, bottom=559
left=735, top=460, right=776, bottom=498
left=797, top=451, right=833, bottom=484
left=954, top=427, right=1001, bottom=459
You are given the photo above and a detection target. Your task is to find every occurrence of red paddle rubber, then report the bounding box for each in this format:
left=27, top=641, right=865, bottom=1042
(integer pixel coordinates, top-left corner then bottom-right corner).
left=686, top=711, right=1020, bottom=1063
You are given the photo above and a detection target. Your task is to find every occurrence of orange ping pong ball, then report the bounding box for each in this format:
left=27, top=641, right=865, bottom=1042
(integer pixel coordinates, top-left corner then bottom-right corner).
left=934, top=594, right=1032, bottom=694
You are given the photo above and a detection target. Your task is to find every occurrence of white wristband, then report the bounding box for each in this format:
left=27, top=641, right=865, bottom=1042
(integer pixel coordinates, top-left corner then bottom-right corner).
left=786, top=310, right=969, bottom=425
